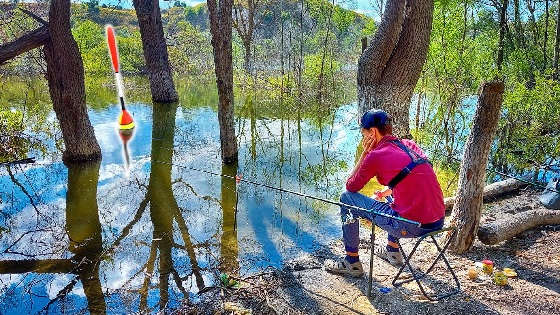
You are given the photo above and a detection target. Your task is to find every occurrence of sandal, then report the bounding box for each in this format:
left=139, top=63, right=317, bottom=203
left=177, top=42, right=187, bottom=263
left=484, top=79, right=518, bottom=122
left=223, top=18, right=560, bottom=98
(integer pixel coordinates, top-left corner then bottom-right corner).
left=324, top=259, right=364, bottom=278
left=374, top=247, right=403, bottom=267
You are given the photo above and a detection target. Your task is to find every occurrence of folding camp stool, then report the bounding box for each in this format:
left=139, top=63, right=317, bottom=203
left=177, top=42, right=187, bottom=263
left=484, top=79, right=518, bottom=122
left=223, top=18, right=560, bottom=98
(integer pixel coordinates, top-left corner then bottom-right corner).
left=367, top=224, right=461, bottom=301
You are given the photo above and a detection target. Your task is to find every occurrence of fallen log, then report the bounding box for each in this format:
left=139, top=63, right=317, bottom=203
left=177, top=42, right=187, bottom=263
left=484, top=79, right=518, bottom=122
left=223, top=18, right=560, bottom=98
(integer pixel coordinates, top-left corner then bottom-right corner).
left=478, top=209, right=560, bottom=245
left=444, top=177, right=528, bottom=211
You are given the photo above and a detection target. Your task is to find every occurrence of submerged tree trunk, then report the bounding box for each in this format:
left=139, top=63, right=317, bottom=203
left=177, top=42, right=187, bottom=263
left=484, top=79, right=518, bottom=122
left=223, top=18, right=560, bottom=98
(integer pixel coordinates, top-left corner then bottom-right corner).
left=208, top=0, right=238, bottom=164
left=44, top=0, right=101, bottom=163
left=447, top=81, right=505, bottom=254
left=133, top=0, right=178, bottom=103
left=357, top=0, right=434, bottom=138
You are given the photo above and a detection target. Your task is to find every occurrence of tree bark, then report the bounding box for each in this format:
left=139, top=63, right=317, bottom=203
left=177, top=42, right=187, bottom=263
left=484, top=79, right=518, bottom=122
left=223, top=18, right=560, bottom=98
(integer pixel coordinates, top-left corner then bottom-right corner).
left=478, top=209, right=560, bottom=245
left=357, top=0, right=434, bottom=138
left=447, top=81, right=505, bottom=254
left=44, top=0, right=101, bottom=163
left=133, top=0, right=178, bottom=103
left=0, top=26, right=49, bottom=65
left=444, top=177, right=528, bottom=211
left=208, top=0, right=238, bottom=164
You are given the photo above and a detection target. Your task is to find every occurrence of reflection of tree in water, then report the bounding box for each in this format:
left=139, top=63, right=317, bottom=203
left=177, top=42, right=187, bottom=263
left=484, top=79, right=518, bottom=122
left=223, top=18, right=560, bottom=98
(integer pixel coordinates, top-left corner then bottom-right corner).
left=0, top=161, right=106, bottom=314
left=66, top=161, right=106, bottom=314
left=142, top=102, right=205, bottom=311
left=220, top=162, right=239, bottom=274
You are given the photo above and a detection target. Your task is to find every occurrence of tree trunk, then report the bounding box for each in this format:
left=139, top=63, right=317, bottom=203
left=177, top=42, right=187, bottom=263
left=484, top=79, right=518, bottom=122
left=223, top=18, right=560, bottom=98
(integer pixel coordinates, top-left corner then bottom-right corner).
left=478, top=209, right=560, bottom=245
left=447, top=81, right=505, bottom=254
left=233, top=0, right=257, bottom=73
left=357, top=0, right=434, bottom=138
left=44, top=0, right=101, bottom=163
left=444, top=177, right=528, bottom=211
left=554, top=0, right=560, bottom=76
left=208, top=0, right=238, bottom=164
left=525, top=0, right=540, bottom=48
left=497, top=0, right=508, bottom=73
left=544, top=0, right=550, bottom=69
left=243, top=41, right=252, bottom=73
left=133, top=0, right=178, bottom=103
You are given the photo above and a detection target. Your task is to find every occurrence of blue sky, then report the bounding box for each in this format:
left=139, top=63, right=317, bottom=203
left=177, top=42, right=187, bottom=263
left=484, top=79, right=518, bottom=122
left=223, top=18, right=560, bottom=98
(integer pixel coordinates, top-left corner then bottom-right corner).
left=94, top=0, right=379, bottom=18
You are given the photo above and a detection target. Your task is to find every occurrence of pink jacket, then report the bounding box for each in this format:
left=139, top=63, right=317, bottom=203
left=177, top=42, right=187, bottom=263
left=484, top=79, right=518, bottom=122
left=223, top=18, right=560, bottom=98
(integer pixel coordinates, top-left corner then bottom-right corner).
left=346, top=135, right=445, bottom=224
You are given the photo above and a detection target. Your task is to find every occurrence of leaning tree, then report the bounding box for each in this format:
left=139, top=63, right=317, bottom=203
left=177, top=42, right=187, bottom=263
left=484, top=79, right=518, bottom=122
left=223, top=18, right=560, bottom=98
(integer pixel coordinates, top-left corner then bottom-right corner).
left=358, top=0, right=434, bottom=138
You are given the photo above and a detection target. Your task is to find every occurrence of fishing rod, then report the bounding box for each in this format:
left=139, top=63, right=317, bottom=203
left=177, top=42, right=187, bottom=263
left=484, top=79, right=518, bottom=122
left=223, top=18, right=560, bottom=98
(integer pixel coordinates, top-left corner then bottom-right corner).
left=106, top=25, right=135, bottom=169
left=151, top=160, right=422, bottom=227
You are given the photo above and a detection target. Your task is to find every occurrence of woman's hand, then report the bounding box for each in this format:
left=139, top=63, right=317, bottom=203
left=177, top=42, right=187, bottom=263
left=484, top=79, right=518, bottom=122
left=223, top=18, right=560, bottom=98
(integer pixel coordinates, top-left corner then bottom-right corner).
left=362, top=136, right=376, bottom=153
left=374, top=188, right=393, bottom=201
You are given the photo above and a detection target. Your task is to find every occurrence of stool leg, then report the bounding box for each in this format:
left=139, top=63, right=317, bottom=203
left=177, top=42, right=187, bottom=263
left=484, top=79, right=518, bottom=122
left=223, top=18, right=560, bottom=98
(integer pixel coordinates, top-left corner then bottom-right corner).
left=367, top=223, right=375, bottom=298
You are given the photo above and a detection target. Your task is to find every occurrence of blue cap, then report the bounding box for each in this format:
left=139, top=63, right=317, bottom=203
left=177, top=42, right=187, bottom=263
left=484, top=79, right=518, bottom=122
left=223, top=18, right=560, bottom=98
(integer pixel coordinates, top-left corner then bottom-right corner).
left=356, top=109, right=390, bottom=130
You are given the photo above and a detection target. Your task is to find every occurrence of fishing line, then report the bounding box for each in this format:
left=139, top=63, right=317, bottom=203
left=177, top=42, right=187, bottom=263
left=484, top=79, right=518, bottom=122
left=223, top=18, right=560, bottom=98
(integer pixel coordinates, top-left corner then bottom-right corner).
left=150, top=160, right=422, bottom=227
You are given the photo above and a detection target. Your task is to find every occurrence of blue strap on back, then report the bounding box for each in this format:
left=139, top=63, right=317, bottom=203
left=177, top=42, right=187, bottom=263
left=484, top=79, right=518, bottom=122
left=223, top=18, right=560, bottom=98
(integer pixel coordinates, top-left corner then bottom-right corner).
left=387, top=140, right=430, bottom=190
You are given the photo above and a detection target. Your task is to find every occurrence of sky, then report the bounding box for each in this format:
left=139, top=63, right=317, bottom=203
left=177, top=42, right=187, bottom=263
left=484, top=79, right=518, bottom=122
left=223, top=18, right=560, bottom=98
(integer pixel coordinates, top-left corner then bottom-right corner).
left=94, top=0, right=380, bottom=19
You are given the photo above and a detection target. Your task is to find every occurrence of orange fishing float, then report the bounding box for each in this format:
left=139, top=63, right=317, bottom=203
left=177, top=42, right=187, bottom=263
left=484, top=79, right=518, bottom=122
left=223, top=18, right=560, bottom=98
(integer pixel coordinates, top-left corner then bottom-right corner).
left=106, top=25, right=135, bottom=130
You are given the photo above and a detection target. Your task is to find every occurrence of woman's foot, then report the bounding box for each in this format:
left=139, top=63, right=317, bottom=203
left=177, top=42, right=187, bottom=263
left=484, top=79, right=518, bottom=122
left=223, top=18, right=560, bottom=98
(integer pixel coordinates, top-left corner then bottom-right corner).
left=324, top=258, right=364, bottom=277
left=374, top=247, right=403, bottom=266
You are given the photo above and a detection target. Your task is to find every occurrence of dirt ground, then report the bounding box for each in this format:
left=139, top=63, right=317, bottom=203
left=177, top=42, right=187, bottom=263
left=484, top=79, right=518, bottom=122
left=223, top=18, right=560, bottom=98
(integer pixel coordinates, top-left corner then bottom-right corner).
left=181, top=190, right=560, bottom=315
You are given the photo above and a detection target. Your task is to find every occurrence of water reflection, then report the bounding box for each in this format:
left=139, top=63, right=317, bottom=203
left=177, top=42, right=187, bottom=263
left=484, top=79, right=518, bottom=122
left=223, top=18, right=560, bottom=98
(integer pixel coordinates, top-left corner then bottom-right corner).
left=66, top=162, right=106, bottom=314
left=0, top=161, right=106, bottom=314
left=0, top=76, right=362, bottom=313
left=147, top=102, right=205, bottom=311
left=220, top=163, right=239, bottom=275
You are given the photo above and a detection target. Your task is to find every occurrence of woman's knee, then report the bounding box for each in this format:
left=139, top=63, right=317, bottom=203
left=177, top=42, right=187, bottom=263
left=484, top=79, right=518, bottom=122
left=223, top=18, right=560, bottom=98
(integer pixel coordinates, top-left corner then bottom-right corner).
left=339, top=190, right=355, bottom=203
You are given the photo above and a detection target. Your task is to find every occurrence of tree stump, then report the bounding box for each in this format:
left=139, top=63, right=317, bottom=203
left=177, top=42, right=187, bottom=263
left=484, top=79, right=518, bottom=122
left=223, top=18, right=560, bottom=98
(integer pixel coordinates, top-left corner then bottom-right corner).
left=447, top=81, right=505, bottom=254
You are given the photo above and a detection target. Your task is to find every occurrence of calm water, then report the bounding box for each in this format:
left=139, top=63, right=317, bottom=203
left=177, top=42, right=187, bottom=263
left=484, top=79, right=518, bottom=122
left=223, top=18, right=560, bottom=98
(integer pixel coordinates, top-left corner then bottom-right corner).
left=0, top=78, right=362, bottom=313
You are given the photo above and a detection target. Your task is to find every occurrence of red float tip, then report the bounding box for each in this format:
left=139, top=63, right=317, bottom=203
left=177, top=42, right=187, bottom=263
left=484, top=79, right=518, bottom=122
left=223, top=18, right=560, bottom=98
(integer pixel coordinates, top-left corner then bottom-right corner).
left=106, top=25, right=120, bottom=73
